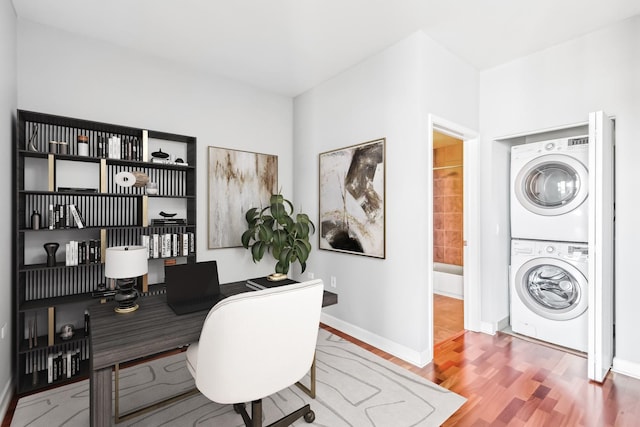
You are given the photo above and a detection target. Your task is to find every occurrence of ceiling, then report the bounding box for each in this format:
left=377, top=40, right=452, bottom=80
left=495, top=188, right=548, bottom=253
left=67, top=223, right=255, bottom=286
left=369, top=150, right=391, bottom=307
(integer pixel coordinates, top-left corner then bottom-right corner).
left=11, top=0, right=640, bottom=97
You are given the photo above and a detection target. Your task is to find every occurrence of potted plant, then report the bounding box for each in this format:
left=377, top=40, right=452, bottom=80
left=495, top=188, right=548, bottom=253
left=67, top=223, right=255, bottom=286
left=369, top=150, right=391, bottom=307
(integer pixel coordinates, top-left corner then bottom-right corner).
left=241, top=194, right=315, bottom=280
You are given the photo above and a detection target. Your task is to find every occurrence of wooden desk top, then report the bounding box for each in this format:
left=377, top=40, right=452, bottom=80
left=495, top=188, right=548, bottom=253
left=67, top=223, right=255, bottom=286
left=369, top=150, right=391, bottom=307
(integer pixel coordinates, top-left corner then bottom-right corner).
left=89, top=280, right=337, bottom=370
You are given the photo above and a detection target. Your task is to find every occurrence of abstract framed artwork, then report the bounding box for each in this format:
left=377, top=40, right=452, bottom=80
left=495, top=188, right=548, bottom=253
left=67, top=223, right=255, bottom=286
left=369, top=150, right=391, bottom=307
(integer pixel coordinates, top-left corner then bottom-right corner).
left=208, top=147, right=277, bottom=249
left=319, top=138, right=386, bottom=258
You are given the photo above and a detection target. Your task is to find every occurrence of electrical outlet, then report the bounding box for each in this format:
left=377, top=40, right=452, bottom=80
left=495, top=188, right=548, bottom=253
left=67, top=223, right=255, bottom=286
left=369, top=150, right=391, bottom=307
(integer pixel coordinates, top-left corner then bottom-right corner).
left=307, top=272, right=315, bottom=279
left=1, top=323, right=5, bottom=340
left=330, top=276, right=337, bottom=288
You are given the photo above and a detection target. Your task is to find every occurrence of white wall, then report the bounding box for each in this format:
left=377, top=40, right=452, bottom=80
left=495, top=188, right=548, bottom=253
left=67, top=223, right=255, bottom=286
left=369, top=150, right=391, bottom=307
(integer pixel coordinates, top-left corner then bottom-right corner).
left=0, top=0, right=17, bottom=417
left=294, top=31, right=478, bottom=365
left=17, top=19, right=294, bottom=284
left=479, top=15, right=640, bottom=373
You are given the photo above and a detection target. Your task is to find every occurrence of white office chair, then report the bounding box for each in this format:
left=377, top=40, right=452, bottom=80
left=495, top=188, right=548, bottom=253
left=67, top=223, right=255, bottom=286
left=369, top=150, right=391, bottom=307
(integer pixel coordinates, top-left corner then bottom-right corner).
left=186, top=279, right=324, bottom=427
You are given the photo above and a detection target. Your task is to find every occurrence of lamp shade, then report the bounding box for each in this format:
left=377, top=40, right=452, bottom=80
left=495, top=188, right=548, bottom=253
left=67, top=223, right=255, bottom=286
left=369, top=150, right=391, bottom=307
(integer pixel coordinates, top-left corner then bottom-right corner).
left=104, top=246, right=148, bottom=279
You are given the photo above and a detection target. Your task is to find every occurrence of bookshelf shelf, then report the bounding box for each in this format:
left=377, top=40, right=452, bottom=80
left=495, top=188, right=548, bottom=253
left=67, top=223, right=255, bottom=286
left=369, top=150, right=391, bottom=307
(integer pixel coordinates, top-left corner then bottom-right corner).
left=19, top=331, right=89, bottom=354
left=13, top=110, right=197, bottom=394
left=19, top=262, right=102, bottom=272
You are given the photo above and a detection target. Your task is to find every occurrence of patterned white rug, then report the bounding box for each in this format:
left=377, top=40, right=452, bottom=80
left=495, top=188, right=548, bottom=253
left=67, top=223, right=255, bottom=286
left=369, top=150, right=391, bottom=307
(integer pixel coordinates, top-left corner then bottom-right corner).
left=12, top=329, right=465, bottom=426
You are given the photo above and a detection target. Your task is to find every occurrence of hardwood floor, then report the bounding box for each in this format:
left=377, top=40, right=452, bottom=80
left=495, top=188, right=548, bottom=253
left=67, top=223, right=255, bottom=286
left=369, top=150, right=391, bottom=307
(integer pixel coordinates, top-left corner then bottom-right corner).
left=322, top=324, right=640, bottom=426
left=5, top=318, right=639, bottom=426
left=434, top=293, right=464, bottom=343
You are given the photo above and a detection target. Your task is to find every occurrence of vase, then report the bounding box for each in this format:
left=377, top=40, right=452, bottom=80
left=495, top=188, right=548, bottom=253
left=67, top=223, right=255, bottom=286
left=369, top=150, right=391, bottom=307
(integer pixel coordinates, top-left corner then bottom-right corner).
left=43, top=242, right=59, bottom=267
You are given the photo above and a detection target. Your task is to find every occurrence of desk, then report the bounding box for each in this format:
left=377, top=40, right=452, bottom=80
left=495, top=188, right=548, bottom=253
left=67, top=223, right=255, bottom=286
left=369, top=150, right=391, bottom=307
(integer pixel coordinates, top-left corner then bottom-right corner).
left=89, top=280, right=337, bottom=426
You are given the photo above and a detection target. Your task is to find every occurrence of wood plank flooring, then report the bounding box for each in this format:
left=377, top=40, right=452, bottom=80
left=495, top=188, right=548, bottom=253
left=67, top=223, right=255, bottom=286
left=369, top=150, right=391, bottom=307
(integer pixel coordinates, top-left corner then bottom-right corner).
left=5, top=312, right=640, bottom=426
left=322, top=324, right=640, bottom=426
left=434, top=293, right=464, bottom=343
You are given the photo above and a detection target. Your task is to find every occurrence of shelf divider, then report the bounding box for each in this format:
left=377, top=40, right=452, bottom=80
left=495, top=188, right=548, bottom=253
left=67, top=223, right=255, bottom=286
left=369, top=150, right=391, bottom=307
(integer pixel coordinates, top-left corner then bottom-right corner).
left=100, top=158, right=107, bottom=193
left=47, top=154, right=54, bottom=191
left=47, top=307, right=55, bottom=346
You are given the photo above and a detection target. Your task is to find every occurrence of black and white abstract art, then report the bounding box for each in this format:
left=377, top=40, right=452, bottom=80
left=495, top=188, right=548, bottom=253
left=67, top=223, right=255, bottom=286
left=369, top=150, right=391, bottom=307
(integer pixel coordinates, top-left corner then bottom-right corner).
left=208, top=147, right=277, bottom=248
left=319, top=138, right=385, bottom=258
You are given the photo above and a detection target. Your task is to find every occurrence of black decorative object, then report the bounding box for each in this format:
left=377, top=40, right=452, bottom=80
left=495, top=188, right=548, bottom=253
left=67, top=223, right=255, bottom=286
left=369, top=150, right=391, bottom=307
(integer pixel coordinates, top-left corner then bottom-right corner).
left=151, top=149, right=169, bottom=159
left=43, top=242, right=59, bottom=267
left=28, top=123, right=39, bottom=151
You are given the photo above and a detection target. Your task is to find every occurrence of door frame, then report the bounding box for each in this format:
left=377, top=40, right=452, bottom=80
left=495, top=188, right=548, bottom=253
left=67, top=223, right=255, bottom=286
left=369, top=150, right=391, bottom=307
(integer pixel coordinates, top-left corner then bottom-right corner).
left=587, top=111, right=615, bottom=382
left=428, top=114, right=481, bottom=342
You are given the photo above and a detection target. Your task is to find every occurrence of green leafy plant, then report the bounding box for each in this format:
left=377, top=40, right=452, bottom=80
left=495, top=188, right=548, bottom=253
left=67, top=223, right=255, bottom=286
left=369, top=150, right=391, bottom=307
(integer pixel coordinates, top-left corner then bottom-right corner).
left=241, top=194, right=315, bottom=275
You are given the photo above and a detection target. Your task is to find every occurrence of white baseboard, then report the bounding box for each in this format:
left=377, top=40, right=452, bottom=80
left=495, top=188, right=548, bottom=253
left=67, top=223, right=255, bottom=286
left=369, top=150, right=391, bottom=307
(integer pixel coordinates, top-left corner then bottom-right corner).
left=480, top=316, right=510, bottom=336
left=480, top=321, right=496, bottom=335
left=320, top=313, right=432, bottom=368
left=0, top=378, right=13, bottom=425
left=612, top=357, right=640, bottom=380
left=433, top=272, right=463, bottom=299
left=433, top=290, right=463, bottom=300
left=497, top=316, right=510, bottom=332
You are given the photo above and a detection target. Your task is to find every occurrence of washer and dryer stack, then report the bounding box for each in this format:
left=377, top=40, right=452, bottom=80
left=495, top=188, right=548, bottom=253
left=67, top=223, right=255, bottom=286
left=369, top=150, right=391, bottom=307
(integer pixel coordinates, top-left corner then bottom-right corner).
left=509, top=136, right=590, bottom=352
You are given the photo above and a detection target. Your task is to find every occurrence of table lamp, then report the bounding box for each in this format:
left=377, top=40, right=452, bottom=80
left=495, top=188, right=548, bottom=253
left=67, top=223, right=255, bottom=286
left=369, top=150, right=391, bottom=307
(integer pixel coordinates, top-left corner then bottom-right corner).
left=105, top=245, right=148, bottom=313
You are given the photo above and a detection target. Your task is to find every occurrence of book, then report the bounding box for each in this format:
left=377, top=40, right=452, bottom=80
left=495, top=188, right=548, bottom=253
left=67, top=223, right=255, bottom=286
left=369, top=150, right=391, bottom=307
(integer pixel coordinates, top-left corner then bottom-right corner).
left=47, top=354, right=53, bottom=383
left=141, top=235, right=150, bottom=259
left=150, top=218, right=187, bottom=226
left=246, top=276, right=297, bottom=291
left=57, top=187, right=98, bottom=193
left=91, top=289, right=116, bottom=298
left=48, top=204, right=54, bottom=230
left=182, top=233, right=189, bottom=256
left=108, top=136, right=121, bottom=159
left=152, top=234, right=159, bottom=258
left=68, top=204, right=85, bottom=229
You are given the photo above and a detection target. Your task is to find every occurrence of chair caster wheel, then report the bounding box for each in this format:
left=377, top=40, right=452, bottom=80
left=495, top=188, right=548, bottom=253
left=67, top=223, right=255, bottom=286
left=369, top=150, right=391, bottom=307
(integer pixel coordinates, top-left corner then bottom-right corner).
left=233, top=403, right=245, bottom=413
left=304, top=409, right=315, bottom=423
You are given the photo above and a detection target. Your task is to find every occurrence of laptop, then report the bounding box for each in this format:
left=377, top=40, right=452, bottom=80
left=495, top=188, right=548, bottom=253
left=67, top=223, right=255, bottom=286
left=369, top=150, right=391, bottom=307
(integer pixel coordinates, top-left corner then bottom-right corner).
left=165, top=261, right=226, bottom=315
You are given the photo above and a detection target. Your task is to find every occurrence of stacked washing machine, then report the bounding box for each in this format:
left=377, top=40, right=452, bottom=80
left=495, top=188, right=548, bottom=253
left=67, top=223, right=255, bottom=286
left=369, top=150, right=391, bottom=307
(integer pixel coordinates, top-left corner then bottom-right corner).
left=509, top=136, right=589, bottom=352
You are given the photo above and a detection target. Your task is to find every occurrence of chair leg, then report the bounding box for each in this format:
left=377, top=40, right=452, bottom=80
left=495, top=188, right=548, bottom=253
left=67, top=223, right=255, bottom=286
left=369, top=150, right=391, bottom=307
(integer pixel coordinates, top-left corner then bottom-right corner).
left=266, top=403, right=315, bottom=427
left=235, top=399, right=315, bottom=427
left=251, top=400, right=263, bottom=427
left=234, top=402, right=250, bottom=427
left=234, top=400, right=264, bottom=427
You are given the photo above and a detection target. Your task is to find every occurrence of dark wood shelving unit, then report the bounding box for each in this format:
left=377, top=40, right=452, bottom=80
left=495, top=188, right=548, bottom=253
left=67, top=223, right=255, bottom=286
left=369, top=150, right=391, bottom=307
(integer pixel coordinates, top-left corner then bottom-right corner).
left=18, top=360, right=90, bottom=395
left=13, top=110, right=198, bottom=394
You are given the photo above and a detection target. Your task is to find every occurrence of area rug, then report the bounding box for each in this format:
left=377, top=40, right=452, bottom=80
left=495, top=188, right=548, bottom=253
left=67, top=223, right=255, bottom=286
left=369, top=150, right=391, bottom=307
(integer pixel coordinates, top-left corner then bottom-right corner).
left=12, top=329, right=465, bottom=426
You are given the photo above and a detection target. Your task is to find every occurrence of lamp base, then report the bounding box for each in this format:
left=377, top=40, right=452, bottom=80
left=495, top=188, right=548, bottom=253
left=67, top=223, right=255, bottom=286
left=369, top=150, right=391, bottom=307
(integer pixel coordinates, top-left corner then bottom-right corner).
left=114, top=304, right=139, bottom=314
left=114, top=278, right=140, bottom=314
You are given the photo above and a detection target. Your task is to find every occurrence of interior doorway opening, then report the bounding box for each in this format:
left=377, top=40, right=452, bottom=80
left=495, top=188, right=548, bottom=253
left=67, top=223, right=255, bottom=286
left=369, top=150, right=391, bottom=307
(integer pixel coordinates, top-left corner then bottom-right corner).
left=427, top=114, right=480, bottom=364
left=432, top=131, right=465, bottom=344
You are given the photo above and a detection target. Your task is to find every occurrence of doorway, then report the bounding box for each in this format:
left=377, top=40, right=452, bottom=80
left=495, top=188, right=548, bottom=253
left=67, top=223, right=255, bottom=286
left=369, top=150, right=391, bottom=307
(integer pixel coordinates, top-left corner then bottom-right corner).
left=427, top=114, right=480, bottom=359
left=432, top=131, right=465, bottom=343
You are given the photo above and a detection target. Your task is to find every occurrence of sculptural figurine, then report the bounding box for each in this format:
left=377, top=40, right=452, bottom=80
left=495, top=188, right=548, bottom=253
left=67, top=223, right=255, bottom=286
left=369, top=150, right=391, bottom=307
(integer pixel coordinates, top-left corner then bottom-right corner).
left=43, top=242, right=59, bottom=267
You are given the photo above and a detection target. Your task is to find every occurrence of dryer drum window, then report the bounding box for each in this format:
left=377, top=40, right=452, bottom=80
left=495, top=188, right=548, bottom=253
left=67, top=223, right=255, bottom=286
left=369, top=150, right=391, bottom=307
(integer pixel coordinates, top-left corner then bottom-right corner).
left=524, top=162, right=580, bottom=208
left=525, top=265, right=579, bottom=310
left=513, top=153, right=589, bottom=217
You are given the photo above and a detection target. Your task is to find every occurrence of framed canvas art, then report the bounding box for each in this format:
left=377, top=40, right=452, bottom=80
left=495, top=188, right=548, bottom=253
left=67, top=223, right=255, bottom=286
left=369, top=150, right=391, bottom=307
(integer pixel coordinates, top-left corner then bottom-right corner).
left=208, top=147, right=277, bottom=248
left=319, top=138, right=385, bottom=258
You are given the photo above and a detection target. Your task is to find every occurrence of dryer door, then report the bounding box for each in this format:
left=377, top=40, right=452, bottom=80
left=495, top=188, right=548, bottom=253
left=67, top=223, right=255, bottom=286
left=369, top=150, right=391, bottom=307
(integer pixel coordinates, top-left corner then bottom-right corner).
left=514, top=258, right=588, bottom=321
left=514, top=154, right=588, bottom=216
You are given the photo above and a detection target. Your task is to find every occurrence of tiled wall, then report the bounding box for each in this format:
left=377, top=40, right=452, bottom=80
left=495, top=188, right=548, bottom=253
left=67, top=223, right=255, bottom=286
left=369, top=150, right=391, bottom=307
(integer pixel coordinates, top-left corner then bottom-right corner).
left=433, top=143, right=463, bottom=266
